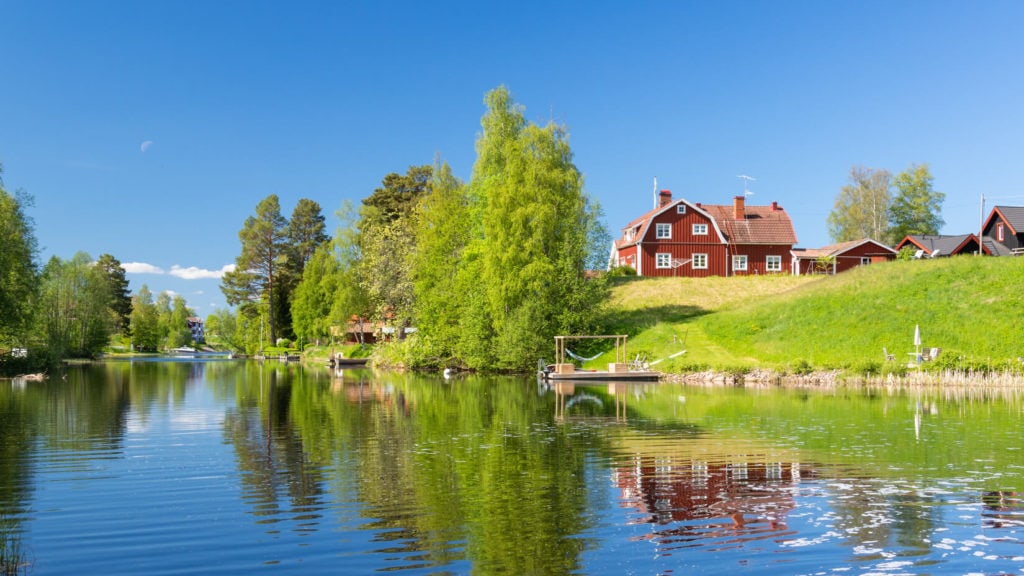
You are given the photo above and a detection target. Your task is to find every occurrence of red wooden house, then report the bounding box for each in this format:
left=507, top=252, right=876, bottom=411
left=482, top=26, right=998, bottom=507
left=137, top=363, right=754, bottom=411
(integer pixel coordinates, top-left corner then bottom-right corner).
left=610, top=190, right=797, bottom=277
left=790, top=239, right=896, bottom=275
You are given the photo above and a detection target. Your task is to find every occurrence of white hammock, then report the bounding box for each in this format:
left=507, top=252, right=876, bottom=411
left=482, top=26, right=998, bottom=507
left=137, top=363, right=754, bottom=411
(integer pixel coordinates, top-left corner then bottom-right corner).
left=565, top=349, right=603, bottom=363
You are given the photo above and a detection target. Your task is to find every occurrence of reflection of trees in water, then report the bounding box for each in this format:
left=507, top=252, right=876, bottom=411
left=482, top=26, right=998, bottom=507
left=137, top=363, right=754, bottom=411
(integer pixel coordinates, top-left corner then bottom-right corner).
left=0, top=388, right=32, bottom=575
left=223, top=370, right=328, bottom=536
left=283, top=372, right=600, bottom=574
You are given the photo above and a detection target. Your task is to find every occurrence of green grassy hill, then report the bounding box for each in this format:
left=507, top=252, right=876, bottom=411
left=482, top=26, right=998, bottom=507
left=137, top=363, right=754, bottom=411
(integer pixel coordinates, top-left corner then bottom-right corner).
left=598, top=256, right=1024, bottom=376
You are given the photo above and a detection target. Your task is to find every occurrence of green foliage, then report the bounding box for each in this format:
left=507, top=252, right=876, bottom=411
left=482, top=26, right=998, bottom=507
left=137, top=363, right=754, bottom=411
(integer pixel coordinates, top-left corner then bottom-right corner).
left=221, top=194, right=289, bottom=343
left=896, top=246, right=918, bottom=261
left=355, top=167, right=431, bottom=330
left=409, top=161, right=470, bottom=362
left=290, top=243, right=341, bottom=346
left=888, top=163, right=944, bottom=242
left=0, top=179, right=38, bottom=347
left=34, top=253, right=114, bottom=358
left=129, top=285, right=161, bottom=351
left=94, top=254, right=132, bottom=334
left=607, top=265, right=636, bottom=277
left=827, top=166, right=892, bottom=244
left=167, top=295, right=195, bottom=348
left=467, top=86, right=606, bottom=370
left=285, top=198, right=329, bottom=273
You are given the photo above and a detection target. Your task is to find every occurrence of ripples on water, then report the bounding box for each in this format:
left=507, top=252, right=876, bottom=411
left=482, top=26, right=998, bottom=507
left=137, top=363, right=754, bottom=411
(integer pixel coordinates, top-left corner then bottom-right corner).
left=5, top=366, right=1024, bottom=574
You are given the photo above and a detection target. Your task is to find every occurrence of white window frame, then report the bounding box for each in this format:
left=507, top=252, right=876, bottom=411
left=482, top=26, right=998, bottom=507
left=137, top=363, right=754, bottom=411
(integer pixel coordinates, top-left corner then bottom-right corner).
left=676, top=204, right=687, bottom=214
left=766, top=255, right=782, bottom=272
left=693, top=253, right=708, bottom=269
left=733, top=255, right=747, bottom=271
left=861, top=257, right=871, bottom=265
left=692, top=223, right=708, bottom=235
left=655, top=223, right=671, bottom=239
left=655, top=253, right=672, bottom=269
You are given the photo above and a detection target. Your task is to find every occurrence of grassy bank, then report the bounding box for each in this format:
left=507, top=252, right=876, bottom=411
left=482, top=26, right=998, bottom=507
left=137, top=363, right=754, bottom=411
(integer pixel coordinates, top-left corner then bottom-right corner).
left=597, top=256, right=1024, bottom=377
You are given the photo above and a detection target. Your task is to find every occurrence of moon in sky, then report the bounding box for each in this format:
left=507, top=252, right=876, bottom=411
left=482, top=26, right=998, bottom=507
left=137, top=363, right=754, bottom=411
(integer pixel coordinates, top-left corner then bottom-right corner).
left=140, top=140, right=153, bottom=153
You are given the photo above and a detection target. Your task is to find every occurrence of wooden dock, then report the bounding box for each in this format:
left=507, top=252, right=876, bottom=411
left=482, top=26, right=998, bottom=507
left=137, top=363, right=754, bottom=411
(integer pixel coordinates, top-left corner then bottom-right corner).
left=539, top=334, right=660, bottom=382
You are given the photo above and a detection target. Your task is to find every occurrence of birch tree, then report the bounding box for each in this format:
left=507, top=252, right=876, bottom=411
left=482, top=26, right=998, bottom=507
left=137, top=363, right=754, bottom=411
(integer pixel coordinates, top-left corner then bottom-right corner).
left=827, top=166, right=893, bottom=244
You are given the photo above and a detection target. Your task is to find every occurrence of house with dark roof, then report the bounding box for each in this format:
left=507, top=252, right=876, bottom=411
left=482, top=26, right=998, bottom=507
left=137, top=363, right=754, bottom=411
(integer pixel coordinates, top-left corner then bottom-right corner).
left=790, top=239, right=897, bottom=275
left=609, top=190, right=798, bottom=277
left=981, top=206, right=1024, bottom=256
left=894, top=234, right=986, bottom=257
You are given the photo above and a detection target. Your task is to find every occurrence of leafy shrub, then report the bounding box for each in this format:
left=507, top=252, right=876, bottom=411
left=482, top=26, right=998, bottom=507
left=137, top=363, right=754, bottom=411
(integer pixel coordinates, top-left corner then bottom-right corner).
left=787, top=358, right=813, bottom=375
left=607, top=265, right=637, bottom=277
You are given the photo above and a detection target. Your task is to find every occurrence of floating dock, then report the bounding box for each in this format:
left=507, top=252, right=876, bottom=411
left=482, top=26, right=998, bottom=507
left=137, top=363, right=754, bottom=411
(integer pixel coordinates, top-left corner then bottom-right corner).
left=539, top=335, right=660, bottom=382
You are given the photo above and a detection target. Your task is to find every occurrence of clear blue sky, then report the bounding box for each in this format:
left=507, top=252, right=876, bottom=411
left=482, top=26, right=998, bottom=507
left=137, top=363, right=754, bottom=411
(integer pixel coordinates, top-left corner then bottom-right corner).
left=3, top=1, right=1023, bottom=315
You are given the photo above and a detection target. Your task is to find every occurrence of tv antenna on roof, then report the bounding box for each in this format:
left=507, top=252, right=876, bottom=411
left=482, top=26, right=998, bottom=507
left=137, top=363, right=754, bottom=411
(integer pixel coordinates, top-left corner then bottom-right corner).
left=737, top=174, right=755, bottom=196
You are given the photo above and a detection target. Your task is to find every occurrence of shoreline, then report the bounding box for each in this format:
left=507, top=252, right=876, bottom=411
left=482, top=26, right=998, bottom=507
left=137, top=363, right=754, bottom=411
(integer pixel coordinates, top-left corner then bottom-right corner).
left=662, top=367, right=1024, bottom=388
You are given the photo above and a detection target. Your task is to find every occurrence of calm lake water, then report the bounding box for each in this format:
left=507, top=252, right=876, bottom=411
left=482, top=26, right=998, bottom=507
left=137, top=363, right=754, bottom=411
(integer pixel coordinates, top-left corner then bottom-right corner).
left=3, top=360, right=1024, bottom=575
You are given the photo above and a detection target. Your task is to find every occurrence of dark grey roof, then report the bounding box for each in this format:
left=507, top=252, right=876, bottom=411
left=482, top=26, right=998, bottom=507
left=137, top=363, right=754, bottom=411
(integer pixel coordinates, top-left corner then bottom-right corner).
left=904, top=234, right=975, bottom=256
left=983, top=236, right=1013, bottom=256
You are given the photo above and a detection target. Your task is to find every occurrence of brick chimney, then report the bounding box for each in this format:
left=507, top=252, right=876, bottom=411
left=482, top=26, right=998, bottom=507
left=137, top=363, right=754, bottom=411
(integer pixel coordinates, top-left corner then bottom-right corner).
left=733, top=195, right=746, bottom=220
left=659, top=189, right=672, bottom=208
left=771, top=201, right=780, bottom=211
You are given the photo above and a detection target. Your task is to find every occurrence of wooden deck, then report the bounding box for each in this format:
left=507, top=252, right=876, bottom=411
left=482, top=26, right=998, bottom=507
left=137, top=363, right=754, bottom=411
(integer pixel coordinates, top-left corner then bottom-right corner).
left=542, top=369, right=660, bottom=382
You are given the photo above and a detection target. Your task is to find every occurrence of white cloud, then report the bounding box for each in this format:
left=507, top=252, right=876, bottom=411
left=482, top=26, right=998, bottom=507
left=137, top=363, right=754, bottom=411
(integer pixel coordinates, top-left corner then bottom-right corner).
left=140, top=140, right=153, bottom=153
left=168, top=264, right=235, bottom=280
left=123, top=262, right=165, bottom=274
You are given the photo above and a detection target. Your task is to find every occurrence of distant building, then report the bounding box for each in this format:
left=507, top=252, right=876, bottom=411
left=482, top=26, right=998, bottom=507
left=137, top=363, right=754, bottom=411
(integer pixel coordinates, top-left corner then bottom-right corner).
left=791, top=239, right=896, bottom=275
left=981, top=205, right=1024, bottom=256
left=894, top=234, right=986, bottom=258
left=186, top=317, right=204, bottom=343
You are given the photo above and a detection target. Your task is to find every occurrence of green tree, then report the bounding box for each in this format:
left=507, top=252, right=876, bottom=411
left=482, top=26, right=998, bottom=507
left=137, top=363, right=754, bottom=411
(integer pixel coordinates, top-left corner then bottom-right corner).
left=328, top=202, right=372, bottom=344
left=168, top=295, right=195, bottom=348
left=154, top=291, right=173, bottom=349
left=290, top=243, right=341, bottom=346
left=287, top=198, right=330, bottom=272
left=129, top=284, right=160, bottom=351
left=95, top=254, right=133, bottom=334
left=888, top=163, right=944, bottom=242
left=221, top=194, right=289, bottom=344
left=409, top=161, right=470, bottom=363
left=35, top=252, right=113, bottom=358
left=464, top=86, right=607, bottom=370
left=827, top=166, right=893, bottom=244
left=361, top=165, right=432, bottom=229
left=357, top=166, right=431, bottom=331
left=0, top=169, right=39, bottom=347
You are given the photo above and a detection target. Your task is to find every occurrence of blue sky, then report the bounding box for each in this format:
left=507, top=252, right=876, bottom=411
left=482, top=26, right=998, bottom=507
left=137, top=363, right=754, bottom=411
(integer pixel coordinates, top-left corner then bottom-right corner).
left=3, top=1, right=1023, bottom=315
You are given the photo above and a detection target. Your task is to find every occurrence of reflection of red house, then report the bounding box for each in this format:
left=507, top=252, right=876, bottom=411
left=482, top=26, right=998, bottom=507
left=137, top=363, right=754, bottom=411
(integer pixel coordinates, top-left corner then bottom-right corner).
left=610, top=191, right=798, bottom=277
left=615, top=457, right=809, bottom=526
left=791, top=239, right=896, bottom=275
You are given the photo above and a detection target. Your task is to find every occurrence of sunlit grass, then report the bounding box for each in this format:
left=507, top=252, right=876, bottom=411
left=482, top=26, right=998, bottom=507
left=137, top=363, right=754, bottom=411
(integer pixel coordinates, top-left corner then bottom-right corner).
left=597, top=257, right=1024, bottom=375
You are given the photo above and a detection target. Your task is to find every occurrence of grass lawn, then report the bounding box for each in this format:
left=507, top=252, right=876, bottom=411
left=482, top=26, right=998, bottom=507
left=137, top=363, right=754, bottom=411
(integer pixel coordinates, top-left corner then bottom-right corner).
left=596, top=256, right=1024, bottom=376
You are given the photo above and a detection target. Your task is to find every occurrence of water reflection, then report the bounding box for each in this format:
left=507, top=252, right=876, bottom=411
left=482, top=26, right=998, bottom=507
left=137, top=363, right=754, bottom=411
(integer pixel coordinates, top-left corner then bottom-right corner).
left=5, top=363, right=1024, bottom=574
